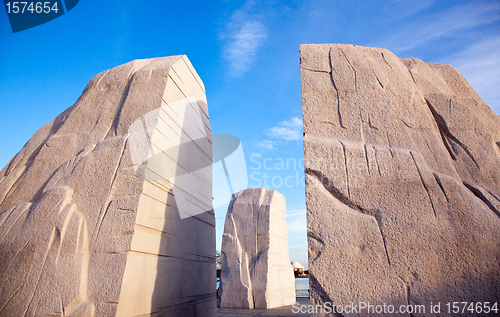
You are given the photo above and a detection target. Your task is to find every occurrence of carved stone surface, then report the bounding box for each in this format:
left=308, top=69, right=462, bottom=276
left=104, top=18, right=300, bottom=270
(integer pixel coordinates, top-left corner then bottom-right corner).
left=0, top=56, right=216, bottom=316
left=218, top=188, right=295, bottom=309
left=300, top=44, right=500, bottom=315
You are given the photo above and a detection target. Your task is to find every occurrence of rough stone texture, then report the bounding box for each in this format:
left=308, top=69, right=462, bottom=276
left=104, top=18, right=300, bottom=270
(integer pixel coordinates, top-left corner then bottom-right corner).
left=300, top=44, right=500, bottom=316
left=218, top=188, right=295, bottom=309
left=0, top=56, right=216, bottom=316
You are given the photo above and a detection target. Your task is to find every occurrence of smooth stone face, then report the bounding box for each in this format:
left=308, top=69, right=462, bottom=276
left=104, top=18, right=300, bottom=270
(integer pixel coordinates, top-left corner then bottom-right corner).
left=0, top=56, right=216, bottom=317
left=218, top=188, right=296, bottom=309
left=300, top=44, right=500, bottom=315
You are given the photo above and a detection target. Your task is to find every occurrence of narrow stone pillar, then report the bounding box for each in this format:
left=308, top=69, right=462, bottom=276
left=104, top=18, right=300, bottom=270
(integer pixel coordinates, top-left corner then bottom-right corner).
left=218, top=188, right=295, bottom=309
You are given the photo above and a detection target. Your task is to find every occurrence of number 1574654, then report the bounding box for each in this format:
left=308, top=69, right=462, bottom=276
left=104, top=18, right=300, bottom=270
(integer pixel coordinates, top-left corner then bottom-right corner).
left=5, top=2, right=59, bottom=14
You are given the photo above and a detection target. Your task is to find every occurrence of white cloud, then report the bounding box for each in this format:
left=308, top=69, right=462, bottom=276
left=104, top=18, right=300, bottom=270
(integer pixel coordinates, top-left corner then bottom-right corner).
left=221, top=6, right=268, bottom=78
left=383, top=1, right=500, bottom=52
left=266, top=117, right=303, bottom=141
left=287, top=208, right=306, bottom=217
left=255, top=139, right=276, bottom=150
left=289, top=243, right=308, bottom=250
left=255, top=117, right=302, bottom=150
left=286, top=209, right=307, bottom=233
left=280, top=117, right=302, bottom=128
left=381, top=0, right=436, bottom=19
left=444, top=35, right=500, bottom=114
left=286, top=208, right=307, bottom=266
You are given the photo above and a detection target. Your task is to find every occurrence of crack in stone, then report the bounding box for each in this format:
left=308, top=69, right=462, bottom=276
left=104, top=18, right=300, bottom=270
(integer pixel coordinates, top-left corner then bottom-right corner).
left=372, top=69, right=385, bottom=89
left=433, top=173, right=449, bottom=203
left=109, top=136, right=129, bottom=190
left=463, top=181, right=500, bottom=218
left=374, top=212, right=391, bottom=266
left=407, top=284, right=411, bottom=304
left=410, top=151, right=437, bottom=218
left=329, top=48, right=345, bottom=129
left=339, top=141, right=351, bottom=198
left=373, top=146, right=382, bottom=177
left=339, top=47, right=358, bottom=94
left=408, top=69, right=418, bottom=85
left=368, top=115, right=378, bottom=130
left=89, top=113, right=102, bottom=135
left=408, top=288, right=415, bottom=317
left=401, top=119, right=412, bottom=129
left=485, top=188, right=500, bottom=204
left=381, top=52, right=393, bottom=69
left=364, top=144, right=370, bottom=175
left=425, top=99, right=479, bottom=169
left=105, top=72, right=136, bottom=139
left=302, top=67, right=331, bottom=74
left=91, top=136, right=129, bottom=248
left=92, top=200, right=113, bottom=250
left=388, top=147, right=395, bottom=159
left=105, top=59, right=154, bottom=140
left=305, top=169, right=377, bottom=217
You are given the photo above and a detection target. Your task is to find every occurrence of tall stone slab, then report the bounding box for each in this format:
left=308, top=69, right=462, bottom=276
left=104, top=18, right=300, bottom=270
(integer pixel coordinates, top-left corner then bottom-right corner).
left=0, top=56, right=216, bottom=316
left=218, top=188, right=295, bottom=309
left=300, top=44, right=500, bottom=315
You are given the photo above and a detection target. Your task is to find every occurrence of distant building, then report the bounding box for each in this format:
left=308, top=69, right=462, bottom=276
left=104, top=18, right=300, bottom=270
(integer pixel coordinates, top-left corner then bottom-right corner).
left=291, top=261, right=304, bottom=277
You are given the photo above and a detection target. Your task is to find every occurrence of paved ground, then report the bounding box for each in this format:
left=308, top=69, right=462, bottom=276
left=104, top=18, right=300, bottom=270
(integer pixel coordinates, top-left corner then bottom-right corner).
left=217, top=297, right=310, bottom=317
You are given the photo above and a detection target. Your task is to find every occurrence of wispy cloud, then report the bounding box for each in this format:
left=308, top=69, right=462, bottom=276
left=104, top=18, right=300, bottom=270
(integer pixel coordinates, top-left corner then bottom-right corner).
left=286, top=209, right=306, bottom=233
left=266, top=117, right=303, bottom=141
left=378, top=0, right=436, bottom=21
left=445, top=35, right=500, bottom=114
left=371, top=0, right=500, bottom=113
left=287, top=209, right=307, bottom=266
left=221, top=4, right=268, bottom=78
left=383, top=1, right=500, bottom=52
left=289, top=243, right=307, bottom=250
left=287, top=209, right=306, bottom=218
left=255, top=139, right=276, bottom=150
left=255, top=117, right=302, bottom=150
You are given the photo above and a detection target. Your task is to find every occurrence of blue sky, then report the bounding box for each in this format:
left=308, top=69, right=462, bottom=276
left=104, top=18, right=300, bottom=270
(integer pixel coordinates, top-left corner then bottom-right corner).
left=1, top=0, right=499, bottom=268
